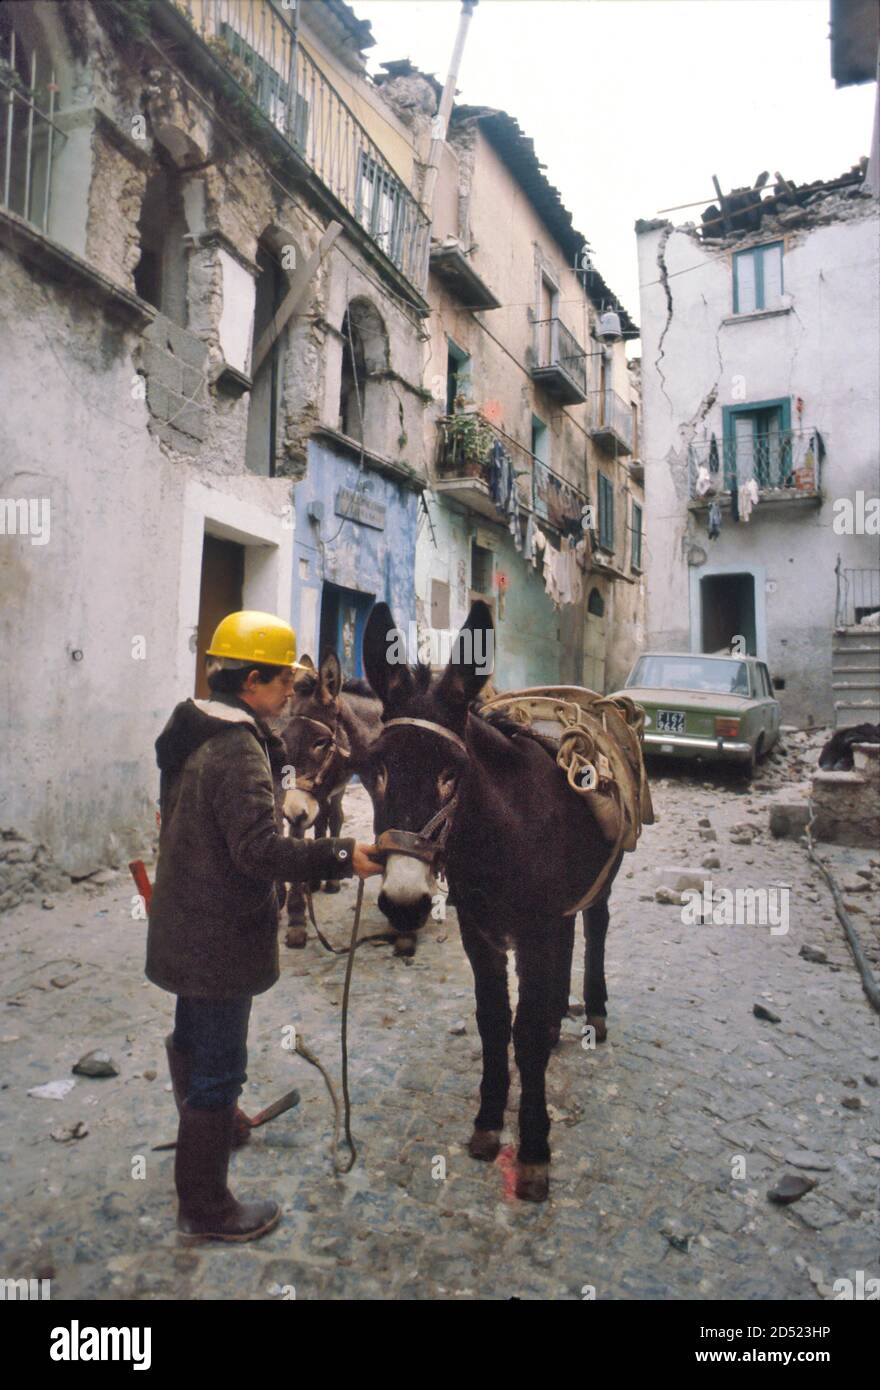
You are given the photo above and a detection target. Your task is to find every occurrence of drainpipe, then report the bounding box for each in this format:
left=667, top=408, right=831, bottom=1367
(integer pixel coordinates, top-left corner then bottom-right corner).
left=421, top=0, right=478, bottom=222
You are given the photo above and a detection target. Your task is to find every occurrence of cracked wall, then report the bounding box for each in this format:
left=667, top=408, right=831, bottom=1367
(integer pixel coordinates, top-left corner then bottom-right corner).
left=637, top=195, right=880, bottom=726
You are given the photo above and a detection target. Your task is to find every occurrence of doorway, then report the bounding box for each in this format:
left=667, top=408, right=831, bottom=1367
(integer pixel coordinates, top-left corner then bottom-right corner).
left=319, top=583, right=374, bottom=680
left=194, top=535, right=244, bottom=697
left=700, top=572, right=756, bottom=654
left=584, top=585, right=607, bottom=692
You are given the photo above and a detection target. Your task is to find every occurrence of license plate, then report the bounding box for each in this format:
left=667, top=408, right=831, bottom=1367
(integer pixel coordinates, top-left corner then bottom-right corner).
left=656, top=710, right=685, bottom=734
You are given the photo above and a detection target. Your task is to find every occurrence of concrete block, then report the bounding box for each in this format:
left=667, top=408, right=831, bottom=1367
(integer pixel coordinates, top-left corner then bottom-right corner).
left=140, top=341, right=182, bottom=392
left=166, top=321, right=209, bottom=370
left=180, top=364, right=208, bottom=402
left=145, top=378, right=176, bottom=423
left=172, top=400, right=208, bottom=441
left=769, top=803, right=811, bottom=839
left=654, top=866, right=709, bottom=893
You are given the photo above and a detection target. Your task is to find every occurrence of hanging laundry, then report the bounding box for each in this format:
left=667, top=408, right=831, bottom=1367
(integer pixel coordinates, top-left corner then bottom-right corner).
left=696, top=465, right=714, bottom=497
left=739, top=477, right=760, bottom=522
left=708, top=501, right=722, bottom=540
left=523, top=511, right=536, bottom=563
left=708, top=434, right=720, bottom=475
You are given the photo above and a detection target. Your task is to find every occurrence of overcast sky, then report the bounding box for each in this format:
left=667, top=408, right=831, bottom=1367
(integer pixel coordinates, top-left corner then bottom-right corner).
left=351, top=0, right=876, bottom=328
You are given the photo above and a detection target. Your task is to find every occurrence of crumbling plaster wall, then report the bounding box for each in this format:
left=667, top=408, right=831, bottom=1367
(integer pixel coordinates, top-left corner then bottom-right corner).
left=637, top=194, right=880, bottom=726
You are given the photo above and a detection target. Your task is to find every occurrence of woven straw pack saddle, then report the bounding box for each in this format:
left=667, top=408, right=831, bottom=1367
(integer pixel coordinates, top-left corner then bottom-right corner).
left=477, top=686, right=655, bottom=916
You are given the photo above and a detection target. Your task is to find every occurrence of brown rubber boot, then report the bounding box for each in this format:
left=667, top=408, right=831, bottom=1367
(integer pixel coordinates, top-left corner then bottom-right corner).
left=174, top=1102, right=281, bottom=1243
left=165, top=1034, right=252, bottom=1149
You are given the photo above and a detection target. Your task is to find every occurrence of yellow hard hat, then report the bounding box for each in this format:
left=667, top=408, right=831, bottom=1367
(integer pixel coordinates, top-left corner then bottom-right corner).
left=205, top=611, right=305, bottom=668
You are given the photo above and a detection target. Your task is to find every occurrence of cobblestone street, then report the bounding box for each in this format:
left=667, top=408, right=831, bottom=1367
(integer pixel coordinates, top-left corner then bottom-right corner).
left=1, top=766, right=878, bottom=1302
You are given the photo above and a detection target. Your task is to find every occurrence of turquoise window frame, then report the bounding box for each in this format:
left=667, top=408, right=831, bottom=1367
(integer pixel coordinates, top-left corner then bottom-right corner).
left=598, top=472, right=614, bottom=551
left=733, top=241, right=784, bottom=314
left=631, top=501, right=643, bottom=570
left=722, top=398, right=792, bottom=489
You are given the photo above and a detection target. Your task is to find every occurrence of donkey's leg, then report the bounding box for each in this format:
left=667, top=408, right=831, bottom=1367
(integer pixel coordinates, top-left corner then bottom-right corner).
left=583, top=898, right=610, bottom=1042
left=513, top=938, right=554, bottom=1202
left=548, top=916, right=576, bottom=1049
left=322, top=794, right=345, bottom=893
left=459, top=915, right=511, bottom=1162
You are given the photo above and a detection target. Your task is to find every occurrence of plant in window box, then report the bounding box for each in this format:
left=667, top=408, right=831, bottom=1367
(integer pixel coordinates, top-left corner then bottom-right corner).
left=441, top=412, right=494, bottom=480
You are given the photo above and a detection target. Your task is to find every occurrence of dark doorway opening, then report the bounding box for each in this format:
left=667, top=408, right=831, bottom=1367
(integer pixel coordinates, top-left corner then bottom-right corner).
left=701, top=572, right=756, bottom=654
left=319, top=583, right=374, bottom=680
left=195, top=535, right=244, bottom=697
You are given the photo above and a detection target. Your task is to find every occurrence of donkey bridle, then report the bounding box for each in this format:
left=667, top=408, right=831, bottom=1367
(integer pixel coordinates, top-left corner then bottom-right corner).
left=373, top=717, right=467, bottom=867
left=289, top=713, right=351, bottom=795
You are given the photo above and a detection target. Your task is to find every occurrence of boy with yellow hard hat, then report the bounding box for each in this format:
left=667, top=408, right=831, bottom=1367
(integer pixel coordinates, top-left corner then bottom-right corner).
left=146, top=611, right=382, bottom=1243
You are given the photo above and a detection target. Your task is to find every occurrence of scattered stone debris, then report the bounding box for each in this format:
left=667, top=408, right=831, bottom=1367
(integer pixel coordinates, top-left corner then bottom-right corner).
left=41, top=899, right=55, bottom=911
left=799, top=944, right=828, bottom=964
left=50, top=1120, right=89, bottom=1143
left=655, top=886, right=684, bottom=906
left=784, top=1150, right=832, bottom=1171
left=841, top=1096, right=863, bottom=1111
left=448, top=1020, right=467, bottom=1036
left=768, top=1173, right=816, bottom=1205
left=72, top=1050, right=119, bottom=1078
left=701, top=854, right=721, bottom=869
left=142, top=1069, right=157, bottom=1082
left=864, top=1074, right=878, bottom=1088
left=753, top=1003, right=781, bottom=1024
left=27, top=1079, right=76, bottom=1101
left=50, top=974, right=77, bottom=989
left=699, top=829, right=718, bottom=842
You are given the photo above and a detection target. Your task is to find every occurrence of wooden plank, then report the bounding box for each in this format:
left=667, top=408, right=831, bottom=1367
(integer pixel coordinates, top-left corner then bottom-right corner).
left=251, top=220, right=342, bottom=378
left=711, top=174, right=732, bottom=234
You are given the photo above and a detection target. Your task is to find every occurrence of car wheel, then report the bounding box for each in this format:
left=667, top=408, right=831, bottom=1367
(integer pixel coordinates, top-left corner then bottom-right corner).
left=737, top=745, right=757, bottom=782
left=755, top=735, right=767, bottom=763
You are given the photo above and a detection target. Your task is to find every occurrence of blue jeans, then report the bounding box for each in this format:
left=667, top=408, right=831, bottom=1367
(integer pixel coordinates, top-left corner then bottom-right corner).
left=173, top=996, right=252, bottom=1109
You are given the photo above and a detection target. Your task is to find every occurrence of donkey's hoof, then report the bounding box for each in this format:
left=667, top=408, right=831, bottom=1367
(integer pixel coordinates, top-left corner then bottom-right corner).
left=322, top=880, right=341, bottom=894
left=393, top=934, right=416, bottom=958
left=285, top=926, right=308, bottom=949
left=515, top=1162, right=550, bottom=1202
left=547, top=1023, right=562, bottom=1050
left=586, top=1014, right=608, bottom=1042
left=468, top=1129, right=501, bottom=1162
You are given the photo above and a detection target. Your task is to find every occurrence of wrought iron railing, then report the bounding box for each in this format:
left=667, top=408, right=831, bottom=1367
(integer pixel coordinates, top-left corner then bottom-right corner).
left=0, top=12, right=65, bottom=234
left=435, top=412, right=588, bottom=527
left=532, top=317, right=587, bottom=396
left=589, top=389, right=634, bottom=449
left=168, top=0, right=429, bottom=290
left=688, top=428, right=822, bottom=498
left=835, top=559, right=880, bottom=627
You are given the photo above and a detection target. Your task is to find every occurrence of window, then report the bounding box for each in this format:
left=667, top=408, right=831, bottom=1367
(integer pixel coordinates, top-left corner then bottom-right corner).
left=133, top=167, right=189, bottom=322
left=446, top=340, right=471, bottom=414
left=631, top=501, right=643, bottom=570
left=339, top=308, right=366, bottom=441
left=471, top=540, right=493, bottom=596
left=0, top=7, right=63, bottom=235
left=723, top=399, right=793, bottom=489
left=531, top=415, right=549, bottom=466
left=356, top=153, right=404, bottom=265
left=597, top=472, right=614, bottom=551
left=337, top=298, right=389, bottom=451
left=733, top=241, right=783, bottom=314
left=587, top=587, right=605, bottom=617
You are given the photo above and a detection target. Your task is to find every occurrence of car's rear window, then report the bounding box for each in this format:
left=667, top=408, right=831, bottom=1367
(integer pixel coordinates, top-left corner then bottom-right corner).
left=628, top=656, right=751, bottom=697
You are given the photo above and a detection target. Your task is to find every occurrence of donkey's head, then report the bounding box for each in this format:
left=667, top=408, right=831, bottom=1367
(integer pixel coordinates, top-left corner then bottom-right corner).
left=363, top=600, right=494, bottom=936
left=280, top=652, right=350, bottom=832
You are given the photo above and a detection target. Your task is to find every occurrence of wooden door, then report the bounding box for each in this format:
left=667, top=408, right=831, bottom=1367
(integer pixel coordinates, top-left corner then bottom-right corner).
left=194, top=535, right=244, bottom=697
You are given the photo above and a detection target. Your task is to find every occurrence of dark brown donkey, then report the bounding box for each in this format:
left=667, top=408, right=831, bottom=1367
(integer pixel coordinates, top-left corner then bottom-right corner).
left=275, top=652, right=387, bottom=948
left=362, top=600, right=623, bottom=1202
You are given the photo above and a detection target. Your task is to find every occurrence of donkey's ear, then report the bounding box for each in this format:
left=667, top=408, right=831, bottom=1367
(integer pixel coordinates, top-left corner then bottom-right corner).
left=363, top=602, right=412, bottom=707
left=298, top=653, right=316, bottom=671
left=318, top=650, right=342, bottom=703
left=437, top=599, right=494, bottom=710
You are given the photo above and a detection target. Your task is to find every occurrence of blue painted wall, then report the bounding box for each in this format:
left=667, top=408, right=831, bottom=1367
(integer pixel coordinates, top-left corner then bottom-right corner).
left=292, top=437, right=418, bottom=660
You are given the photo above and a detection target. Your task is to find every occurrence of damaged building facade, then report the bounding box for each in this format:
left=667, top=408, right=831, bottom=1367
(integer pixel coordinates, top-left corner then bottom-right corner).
left=0, top=0, right=429, bottom=892
left=374, top=63, right=645, bottom=691
left=635, top=163, right=879, bottom=729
